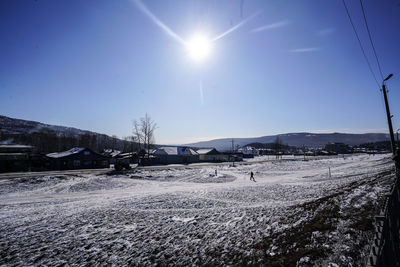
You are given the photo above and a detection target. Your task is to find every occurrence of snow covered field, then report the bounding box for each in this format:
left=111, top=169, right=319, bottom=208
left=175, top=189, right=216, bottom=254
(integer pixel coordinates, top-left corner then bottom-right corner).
left=0, top=154, right=395, bottom=266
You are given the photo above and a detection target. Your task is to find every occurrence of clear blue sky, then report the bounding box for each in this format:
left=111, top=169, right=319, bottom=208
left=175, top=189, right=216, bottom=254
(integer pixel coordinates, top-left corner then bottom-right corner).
left=1, top=0, right=399, bottom=144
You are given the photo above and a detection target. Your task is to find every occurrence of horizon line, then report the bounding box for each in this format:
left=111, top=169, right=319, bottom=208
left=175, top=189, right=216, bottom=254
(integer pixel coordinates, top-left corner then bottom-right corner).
left=0, top=114, right=389, bottom=145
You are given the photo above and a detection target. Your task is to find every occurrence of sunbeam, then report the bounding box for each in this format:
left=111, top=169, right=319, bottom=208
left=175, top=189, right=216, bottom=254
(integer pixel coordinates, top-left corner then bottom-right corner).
left=199, top=80, right=204, bottom=105
left=133, top=0, right=187, bottom=45
left=212, top=11, right=261, bottom=41
left=133, top=0, right=260, bottom=58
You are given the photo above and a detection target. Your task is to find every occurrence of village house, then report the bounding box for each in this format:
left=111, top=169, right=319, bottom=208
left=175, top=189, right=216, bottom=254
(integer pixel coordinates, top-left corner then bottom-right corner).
left=101, top=149, right=122, bottom=164
left=224, top=152, right=244, bottom=162
left=0, top=144, right=33, bottom=172
left=46, top=147, right=110, bottom=170
left=238, top=146, right=259, bottom=158
left=153, top=146, right=199, bottom=164
left=325, top=142, right=350, bottom=154
left=196, top=148, right=228, bottom=162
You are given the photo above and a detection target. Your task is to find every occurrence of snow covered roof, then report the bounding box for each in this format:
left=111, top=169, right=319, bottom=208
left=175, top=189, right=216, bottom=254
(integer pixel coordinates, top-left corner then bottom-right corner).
left=196, top=148, right=213, bottom=155
left=118, top=152, right=137, bottom=159
left=154, top=147, right=199, bottom=156
left=196, top=148, right=220, bottom=155
left=0, top=144, right=32, bottom=149
left=186, top=148, right=198, bottom=155
left=102, top=149, right=121, bottom=157
left=0, top=144, right=33, bottom=153
left=46, top=147, right=86, bottom=158
left=146, top=149, right=157, bottom=154
left=162, top=147, right=179, bottom=155
left=0, top=153, right=29, bottom=160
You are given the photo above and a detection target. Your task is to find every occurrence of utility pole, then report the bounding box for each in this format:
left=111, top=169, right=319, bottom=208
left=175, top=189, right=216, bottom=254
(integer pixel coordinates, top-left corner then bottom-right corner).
left=381, top=74, right=396, bottom=155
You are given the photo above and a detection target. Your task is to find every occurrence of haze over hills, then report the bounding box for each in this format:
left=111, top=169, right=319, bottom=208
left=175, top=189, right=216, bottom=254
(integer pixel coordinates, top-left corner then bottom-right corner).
left=185, top=132, right=390, bottom=151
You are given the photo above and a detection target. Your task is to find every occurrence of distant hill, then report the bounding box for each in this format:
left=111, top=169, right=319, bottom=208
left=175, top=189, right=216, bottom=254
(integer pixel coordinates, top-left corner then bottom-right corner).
left=0, top=115, right=134, bottom=153
left=185, top=132, right=390, bottom=151
left=0, top=115, right=97, bottom=137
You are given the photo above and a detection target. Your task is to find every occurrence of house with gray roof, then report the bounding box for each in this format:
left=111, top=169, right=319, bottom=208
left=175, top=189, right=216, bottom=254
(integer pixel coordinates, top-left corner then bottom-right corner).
left=46, top=147, right=109, bottom=170
left=153, top=146, right=199, bottom=164
left=196, top=148, right=228, bottom=162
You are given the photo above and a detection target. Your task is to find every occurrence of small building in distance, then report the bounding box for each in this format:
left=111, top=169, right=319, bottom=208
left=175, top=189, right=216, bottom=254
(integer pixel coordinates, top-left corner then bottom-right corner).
left=325, top=142, right=350, bottom=154
left=197, top=148, right=228, bottom=162
left=0, top=144, right=33, bottom=173
left=224, top=152, right=244, bottom=162
left=102, top=149, right=122, bottom=164
left=46, top=147, right=109, bottom=170
left=258, top=148, right=275, bottom=155
left=238, top=146, right=259, bottom=158
left=117, top=152, right=138, bottom=164
left=153, top=147, right=199, bottom=164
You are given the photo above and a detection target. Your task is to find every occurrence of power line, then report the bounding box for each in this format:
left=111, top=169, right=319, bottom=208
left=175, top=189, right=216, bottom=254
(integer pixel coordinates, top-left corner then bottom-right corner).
left=342, top=0, right=380, bottom=88
left=359, top=0, right=385, bottom=81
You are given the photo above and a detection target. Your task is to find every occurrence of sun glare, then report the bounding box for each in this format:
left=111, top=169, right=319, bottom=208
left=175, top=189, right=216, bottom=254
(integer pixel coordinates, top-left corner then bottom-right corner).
left=186, top=33, right=212, bottom=62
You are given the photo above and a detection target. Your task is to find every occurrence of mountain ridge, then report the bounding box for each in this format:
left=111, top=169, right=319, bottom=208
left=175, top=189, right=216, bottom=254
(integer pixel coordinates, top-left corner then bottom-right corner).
left=0, top=115, right=132, bottom=153
left=184, top=132, right=390, bottom=151
left=0, top=115, right=102, bottom=137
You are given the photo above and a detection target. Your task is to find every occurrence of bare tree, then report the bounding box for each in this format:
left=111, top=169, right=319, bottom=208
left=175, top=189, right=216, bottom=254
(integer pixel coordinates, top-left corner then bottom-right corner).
left=133, top=113, right=157, bottom=164
left=274, top=136, right=282, bottom=159
left=128, top=135, right=137, bottom=162
left=122, top=136, right=130, bottom=152
left=111, top=135, right=118, bottom=150
left=133, top=121, right=143, bottom=155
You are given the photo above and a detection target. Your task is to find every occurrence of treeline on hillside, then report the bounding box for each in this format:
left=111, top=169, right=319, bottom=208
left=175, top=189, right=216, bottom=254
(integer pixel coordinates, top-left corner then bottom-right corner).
left=0, top=128, right=137, bottom=154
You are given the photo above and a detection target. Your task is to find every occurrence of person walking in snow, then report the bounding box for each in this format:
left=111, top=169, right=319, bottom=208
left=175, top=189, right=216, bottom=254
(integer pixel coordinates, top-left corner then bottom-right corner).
left=215, top=169, right=217, bottom=176
left=250, top=171, right=256, bottom=182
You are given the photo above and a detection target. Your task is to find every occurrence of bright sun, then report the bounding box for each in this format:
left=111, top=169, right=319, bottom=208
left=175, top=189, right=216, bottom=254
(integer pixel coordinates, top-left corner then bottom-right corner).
left=186, top=33, right=212, bottom=62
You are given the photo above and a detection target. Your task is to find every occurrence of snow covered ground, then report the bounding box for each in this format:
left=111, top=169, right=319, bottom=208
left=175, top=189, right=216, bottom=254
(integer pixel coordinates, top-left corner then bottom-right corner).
left=0, top=154, right=395, bottom=266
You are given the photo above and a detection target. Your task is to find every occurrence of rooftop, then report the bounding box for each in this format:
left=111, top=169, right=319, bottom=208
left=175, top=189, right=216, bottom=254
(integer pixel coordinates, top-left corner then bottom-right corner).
left=46, top=147, right=86, bottom=158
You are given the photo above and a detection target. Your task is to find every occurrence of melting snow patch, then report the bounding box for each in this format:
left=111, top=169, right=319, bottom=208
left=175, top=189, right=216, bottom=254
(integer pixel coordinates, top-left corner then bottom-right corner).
left=172, top=216, right=195, bottom=223
left=297, top=256, right=310, bottom=265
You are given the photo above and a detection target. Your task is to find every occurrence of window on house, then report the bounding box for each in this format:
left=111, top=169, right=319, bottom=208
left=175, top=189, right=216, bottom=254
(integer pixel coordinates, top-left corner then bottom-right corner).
left=73, top=160, right=80, bottom=167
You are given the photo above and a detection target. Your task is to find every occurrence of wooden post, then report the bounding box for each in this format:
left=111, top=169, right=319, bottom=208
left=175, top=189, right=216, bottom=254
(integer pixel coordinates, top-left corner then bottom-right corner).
left=381, top=76, right=396, bottom=155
